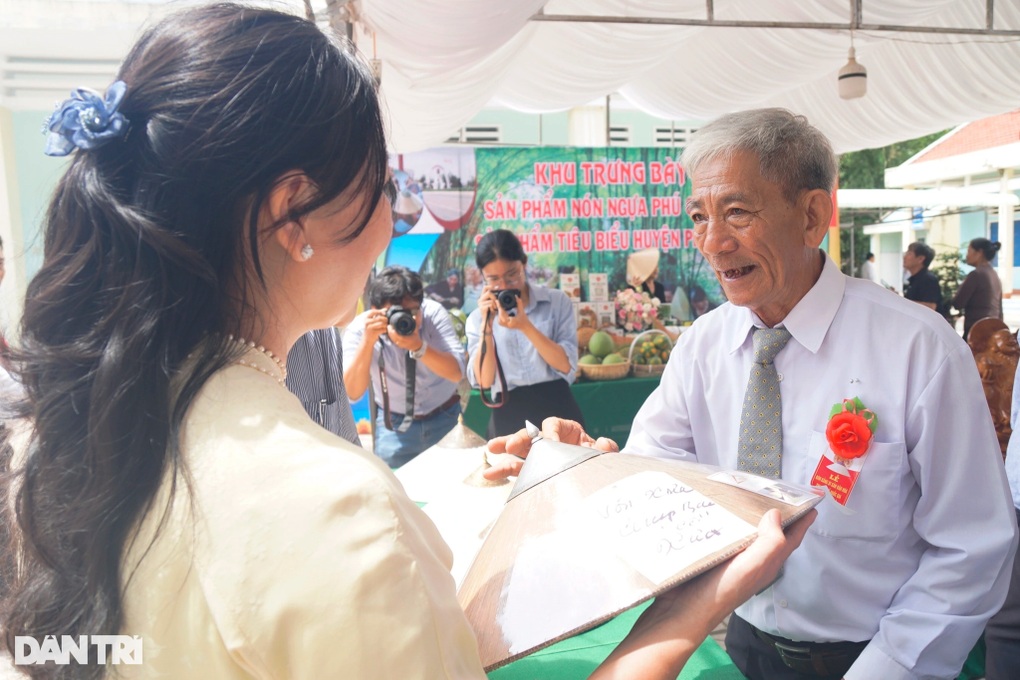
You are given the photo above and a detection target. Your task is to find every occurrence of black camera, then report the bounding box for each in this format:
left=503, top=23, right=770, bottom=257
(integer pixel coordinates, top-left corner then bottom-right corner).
left=387, top=306, right=417, bottom=336
left=496, top=288, right=521, bottom=316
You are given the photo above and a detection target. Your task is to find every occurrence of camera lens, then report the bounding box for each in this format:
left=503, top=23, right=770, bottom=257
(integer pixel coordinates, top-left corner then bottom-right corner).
left=387, top=306, right=417, bottom=336
left=496, top=288, right=521, bottom=315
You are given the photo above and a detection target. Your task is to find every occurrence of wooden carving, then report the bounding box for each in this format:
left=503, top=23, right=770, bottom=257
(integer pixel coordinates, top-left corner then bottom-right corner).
left=968, top=318, right=1020, bottom=459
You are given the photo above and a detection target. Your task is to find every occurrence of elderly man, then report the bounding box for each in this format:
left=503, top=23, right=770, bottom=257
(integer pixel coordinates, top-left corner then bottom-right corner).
left=489, top=108, right=1016, bottom=680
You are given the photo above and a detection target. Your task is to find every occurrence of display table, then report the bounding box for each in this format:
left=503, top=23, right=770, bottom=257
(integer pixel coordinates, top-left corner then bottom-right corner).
left=488, top=602, right=743, bottom=680
left=394, top=443, right=741, bottom=680
left=463, top=375, right=661, bottom=442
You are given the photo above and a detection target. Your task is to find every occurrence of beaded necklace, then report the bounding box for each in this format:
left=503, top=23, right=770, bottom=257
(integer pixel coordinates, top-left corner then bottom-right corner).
left=227, top=334, right=287, bottom=385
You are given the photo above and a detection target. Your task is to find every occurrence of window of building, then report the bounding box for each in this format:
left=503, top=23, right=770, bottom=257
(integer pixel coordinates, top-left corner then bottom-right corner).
left=446, top=125, right=502, bottom=144
left=609, top=125, right=631, bottom=145
left=654, top=126, right=698, bottom=146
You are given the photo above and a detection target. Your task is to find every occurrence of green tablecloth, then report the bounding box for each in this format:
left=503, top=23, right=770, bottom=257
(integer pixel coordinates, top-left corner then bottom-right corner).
left=489, top=600, right=743, bottom=680
left=464, top=375, right=662, bottom=442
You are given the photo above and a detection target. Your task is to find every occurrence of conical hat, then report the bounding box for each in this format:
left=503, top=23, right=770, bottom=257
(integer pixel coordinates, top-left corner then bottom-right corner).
left=437, top=414, right=487, bottom=449
left=457, top=437, right=822, bottom=671
left=626, top=248, right=660, bottom=287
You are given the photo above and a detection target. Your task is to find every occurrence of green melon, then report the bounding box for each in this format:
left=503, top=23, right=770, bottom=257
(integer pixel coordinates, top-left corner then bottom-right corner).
left=588, top=331, right=615, bottom=358
left=602, top=353, right=626, bottom=365
left=579, top=354, right=602, bottom=365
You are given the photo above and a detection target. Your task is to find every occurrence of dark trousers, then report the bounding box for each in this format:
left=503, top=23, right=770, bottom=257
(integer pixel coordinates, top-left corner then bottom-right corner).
left=486, top=378, right=584, bottom=438
left=986, top=507, right=1020, bottom=679
left=725, top=615, right=862, bottom=680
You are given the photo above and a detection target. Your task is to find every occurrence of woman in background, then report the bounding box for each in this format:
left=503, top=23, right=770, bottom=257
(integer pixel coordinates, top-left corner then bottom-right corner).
left=0, top=5, right=810, bottom=679
left=626, top=248, right=666, bottom=302
left=954, top=237, right=1003, bottom=340
left=467, top=229, right=585, bottom=437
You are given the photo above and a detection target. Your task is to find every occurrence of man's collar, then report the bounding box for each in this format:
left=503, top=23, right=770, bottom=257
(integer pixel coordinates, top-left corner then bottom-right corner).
left=727, top=251, right=844, bottom=355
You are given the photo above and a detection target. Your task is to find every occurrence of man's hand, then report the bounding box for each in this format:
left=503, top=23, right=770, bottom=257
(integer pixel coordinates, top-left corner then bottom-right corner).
left=363, top=308, right=390, bottom=344
left=482, top=417, right=619, bottom=480
left=387, top=306, right=425, bottom=351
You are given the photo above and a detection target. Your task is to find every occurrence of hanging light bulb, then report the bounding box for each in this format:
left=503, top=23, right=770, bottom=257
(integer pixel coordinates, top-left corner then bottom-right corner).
left=838, top=44, right=867, bottom=99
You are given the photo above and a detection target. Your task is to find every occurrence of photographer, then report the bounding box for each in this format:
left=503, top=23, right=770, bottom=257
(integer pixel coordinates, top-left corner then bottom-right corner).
left=344, top=266, right=466, bottom=467
left=466, top=229, right=584, bottom=437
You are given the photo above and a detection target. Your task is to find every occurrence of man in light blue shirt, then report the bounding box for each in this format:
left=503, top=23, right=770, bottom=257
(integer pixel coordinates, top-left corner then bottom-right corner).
left=343, top=266, right=466, bottom=467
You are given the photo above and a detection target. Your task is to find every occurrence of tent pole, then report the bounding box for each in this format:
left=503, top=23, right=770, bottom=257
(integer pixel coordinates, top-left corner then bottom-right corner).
left=529, top=13, right=1020, bottom=37
left=605, top=95, right=611, bottom=147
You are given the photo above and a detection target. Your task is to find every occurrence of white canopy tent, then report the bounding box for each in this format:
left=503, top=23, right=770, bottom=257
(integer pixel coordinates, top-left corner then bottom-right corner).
left=3, top=1, right=1020, bottom=154
left=356, top=0, right=1020, bottom=152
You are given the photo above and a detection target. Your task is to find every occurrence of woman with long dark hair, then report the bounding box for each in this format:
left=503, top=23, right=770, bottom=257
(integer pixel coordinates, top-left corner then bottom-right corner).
left=953, top=237, right=1003, bottom=340
left=466, top=229, right=586, bottom=437
left=0, top=5, right=810, bottom=678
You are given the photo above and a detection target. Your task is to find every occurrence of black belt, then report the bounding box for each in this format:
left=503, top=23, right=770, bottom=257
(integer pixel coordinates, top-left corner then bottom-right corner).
left=384, top=393, right=459, bottom=422
left=752, top=626, right=869, bottom=678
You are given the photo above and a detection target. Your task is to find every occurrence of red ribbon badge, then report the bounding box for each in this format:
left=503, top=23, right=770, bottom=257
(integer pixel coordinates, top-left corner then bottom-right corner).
left=812, top=397, right=878, bottom=505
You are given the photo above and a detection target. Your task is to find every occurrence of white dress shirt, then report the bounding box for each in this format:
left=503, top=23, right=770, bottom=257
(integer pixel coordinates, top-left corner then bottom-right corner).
left=625, top=253, right=1017, bottom=680
left=1006, top=369, right=1020, bottom=510
left=861, top=258, right=880, bottom=284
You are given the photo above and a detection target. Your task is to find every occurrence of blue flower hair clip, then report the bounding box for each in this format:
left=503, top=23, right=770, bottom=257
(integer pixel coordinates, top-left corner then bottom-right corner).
left=43, top=81, right=130, bottom=157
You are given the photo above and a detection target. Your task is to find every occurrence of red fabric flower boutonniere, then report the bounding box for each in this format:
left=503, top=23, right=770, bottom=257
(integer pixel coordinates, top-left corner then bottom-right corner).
left=825, top=397, right=877, bottom=461
left=811, top=397, right=879, bottom=505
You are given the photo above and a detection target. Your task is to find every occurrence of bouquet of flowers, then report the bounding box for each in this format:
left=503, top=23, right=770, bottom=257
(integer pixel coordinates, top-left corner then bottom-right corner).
left=614, top=288, right=659, bottom=333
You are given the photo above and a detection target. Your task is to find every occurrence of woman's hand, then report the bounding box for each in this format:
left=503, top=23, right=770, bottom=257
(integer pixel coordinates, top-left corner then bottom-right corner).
left=496, top=293, right=531, bottom=332
left=477, top=285, right=500, bottom=332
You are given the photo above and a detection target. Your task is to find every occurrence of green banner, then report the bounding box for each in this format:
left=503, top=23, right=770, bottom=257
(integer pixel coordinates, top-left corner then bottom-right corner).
left=387, top=146, right=724, bottom=320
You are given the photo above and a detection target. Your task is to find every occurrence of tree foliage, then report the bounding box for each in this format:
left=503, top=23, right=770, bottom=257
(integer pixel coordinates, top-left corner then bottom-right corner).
left=838, top=130, right=950, bottom=276
left=931, top=248, right=962, bottom=318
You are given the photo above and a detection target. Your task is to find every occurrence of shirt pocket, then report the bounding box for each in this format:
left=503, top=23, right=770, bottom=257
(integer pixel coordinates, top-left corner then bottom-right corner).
left=800, top=430, right=907, bottom=541
left=529, top=311, right=556, bottom=344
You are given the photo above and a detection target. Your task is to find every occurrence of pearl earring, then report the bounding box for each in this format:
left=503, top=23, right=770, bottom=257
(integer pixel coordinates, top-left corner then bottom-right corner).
left=300, top=244, right=314, bottom=261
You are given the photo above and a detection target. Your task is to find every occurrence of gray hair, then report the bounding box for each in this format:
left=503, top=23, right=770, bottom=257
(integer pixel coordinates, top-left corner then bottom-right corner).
left=681, top=108, right=838, bottom=202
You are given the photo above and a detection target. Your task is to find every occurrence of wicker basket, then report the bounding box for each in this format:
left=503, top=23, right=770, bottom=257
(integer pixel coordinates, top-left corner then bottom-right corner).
left=628, top=329, right=673, bottom=378
left=578, top=360, right=631, bottom=381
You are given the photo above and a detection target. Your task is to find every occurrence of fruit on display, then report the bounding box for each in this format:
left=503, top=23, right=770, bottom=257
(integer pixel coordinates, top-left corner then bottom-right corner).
left=631, top=333, right=673, bottom=365
left=579, top=354, right=602, bottom=365
left=602, top=353, right=626, bottom=365
left=587, top=330, right=616, bottom=359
